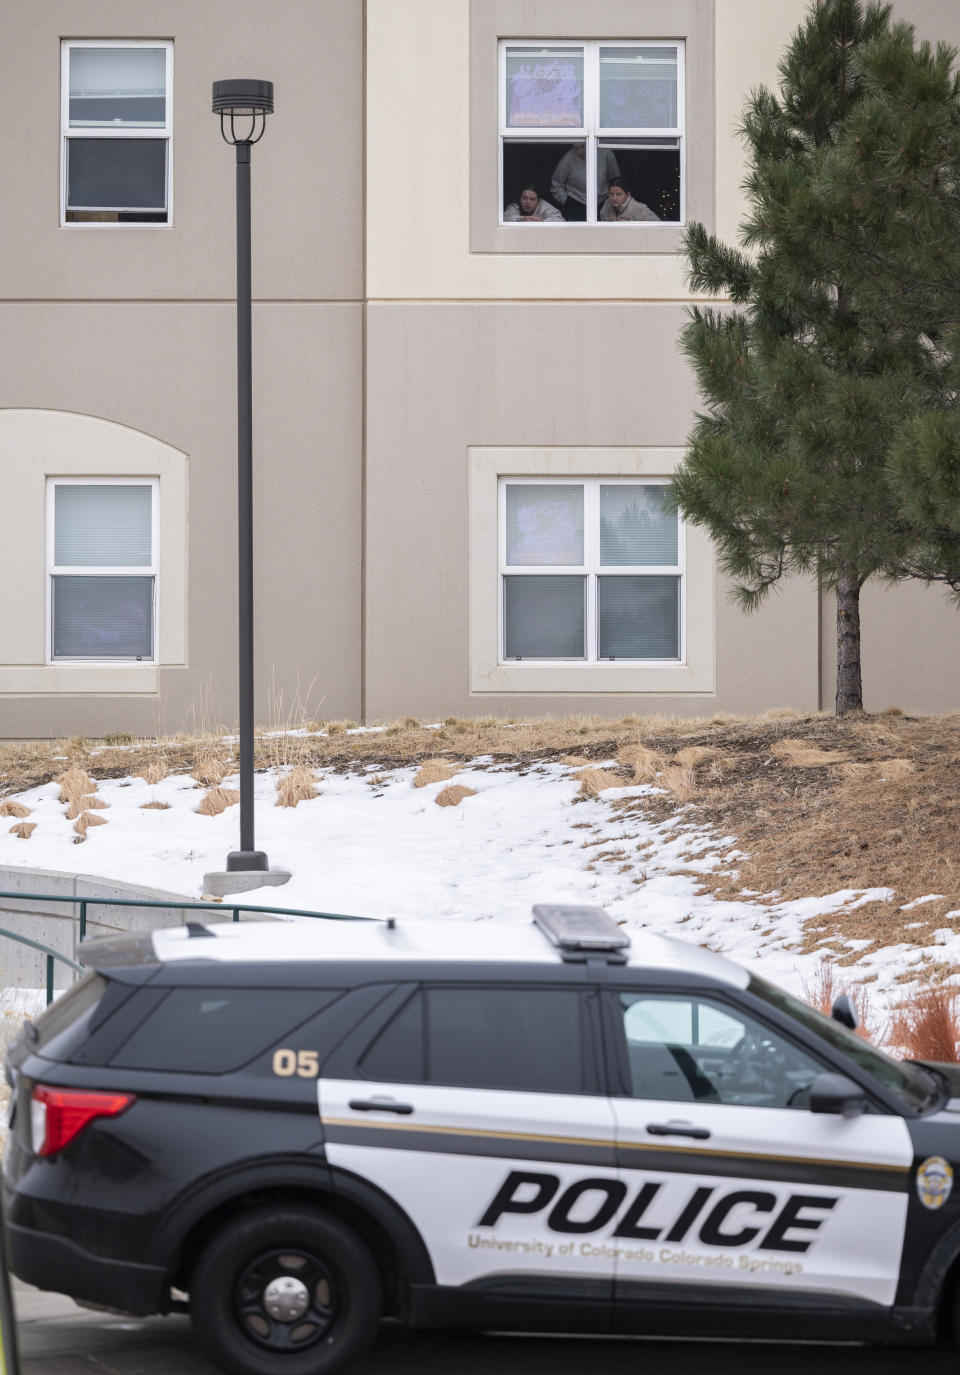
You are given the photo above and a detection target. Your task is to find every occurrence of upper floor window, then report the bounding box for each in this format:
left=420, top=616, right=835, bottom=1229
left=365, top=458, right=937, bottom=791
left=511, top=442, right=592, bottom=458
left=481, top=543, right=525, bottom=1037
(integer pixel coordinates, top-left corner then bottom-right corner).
left=499, top=41, right=683, bottom=226
left=61, top=41, right=173, bottom=226
left=48, top=479, right=158, bottom=662
left=500, top=479, right=683, bottom=662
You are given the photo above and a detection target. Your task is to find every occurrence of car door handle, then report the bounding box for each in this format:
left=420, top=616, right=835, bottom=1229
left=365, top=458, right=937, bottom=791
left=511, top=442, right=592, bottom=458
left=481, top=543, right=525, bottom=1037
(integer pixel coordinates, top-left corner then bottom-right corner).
left=646, top=1120, right=711, bottom=1140
left=348, top=1098, right=415, bottom=1115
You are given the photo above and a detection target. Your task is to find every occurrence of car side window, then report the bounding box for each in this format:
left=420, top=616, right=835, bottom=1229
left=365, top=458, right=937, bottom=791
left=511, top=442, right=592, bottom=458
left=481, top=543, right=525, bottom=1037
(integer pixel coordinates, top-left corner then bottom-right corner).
left=618, top=992, right=824, bottom=1110
left=359, top=986, right=585, bottom=1094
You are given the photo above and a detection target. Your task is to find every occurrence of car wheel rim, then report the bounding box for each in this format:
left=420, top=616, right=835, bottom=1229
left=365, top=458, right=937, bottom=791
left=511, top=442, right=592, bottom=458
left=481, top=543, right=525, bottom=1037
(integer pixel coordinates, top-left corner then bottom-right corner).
left=234, top=1247, right=339, bottom=1352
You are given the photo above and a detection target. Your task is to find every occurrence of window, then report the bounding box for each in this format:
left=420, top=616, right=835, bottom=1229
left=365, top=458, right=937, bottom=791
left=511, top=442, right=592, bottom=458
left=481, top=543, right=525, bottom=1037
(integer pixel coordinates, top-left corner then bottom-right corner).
left=500, top=41, right=683, bottom=225
left=48, top=479, right=158, bottom=662
left=61, top=41, right=173, bottom=225
left=359, top=987, right=585, bottom=1094
left=109, top=989, right=337, bottom=1074
left=617, top=993, right=825, bottom=1111
left=500, top=479, right=683, bottom=662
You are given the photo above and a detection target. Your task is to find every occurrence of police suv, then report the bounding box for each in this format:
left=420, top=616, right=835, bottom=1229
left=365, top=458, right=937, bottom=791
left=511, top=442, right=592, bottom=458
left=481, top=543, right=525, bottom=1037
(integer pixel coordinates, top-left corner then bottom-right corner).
left=4, top=905, right=960, bottom=1374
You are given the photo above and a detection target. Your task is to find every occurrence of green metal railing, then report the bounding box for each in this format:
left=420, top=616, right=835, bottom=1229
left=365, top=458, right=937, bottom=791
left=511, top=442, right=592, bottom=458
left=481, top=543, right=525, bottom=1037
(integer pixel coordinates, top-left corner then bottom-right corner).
left=0, top=890, right=373, bottom=1005
left=0, top=928, right=83, bottom=1006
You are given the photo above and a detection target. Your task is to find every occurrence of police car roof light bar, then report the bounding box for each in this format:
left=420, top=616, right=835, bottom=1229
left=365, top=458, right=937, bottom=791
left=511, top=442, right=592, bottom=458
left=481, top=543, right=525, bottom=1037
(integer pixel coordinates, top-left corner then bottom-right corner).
left=532, top=904, right=630, bottom=963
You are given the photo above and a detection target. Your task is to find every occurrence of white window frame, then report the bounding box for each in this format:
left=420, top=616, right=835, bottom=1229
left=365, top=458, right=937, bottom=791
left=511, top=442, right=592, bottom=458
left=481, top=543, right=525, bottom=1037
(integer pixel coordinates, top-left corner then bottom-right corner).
left=46, top=477, right=159, bottom=665
left=498, top=39, right=685, bottom=226
left=60, top=40, right=174, bottom=228
left=498, top=477, right=685, bottom=664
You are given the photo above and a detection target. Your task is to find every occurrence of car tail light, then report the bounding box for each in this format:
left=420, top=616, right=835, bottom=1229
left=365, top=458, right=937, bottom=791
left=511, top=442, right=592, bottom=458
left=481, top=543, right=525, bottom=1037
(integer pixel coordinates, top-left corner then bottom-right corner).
left=30, top=1085, right=135, bottom=1157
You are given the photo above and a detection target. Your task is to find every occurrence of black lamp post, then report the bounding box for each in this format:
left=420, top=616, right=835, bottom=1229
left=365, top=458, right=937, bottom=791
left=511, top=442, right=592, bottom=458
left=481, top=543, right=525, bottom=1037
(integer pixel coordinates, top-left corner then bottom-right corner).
left=212, top=79, right=274, bottom=874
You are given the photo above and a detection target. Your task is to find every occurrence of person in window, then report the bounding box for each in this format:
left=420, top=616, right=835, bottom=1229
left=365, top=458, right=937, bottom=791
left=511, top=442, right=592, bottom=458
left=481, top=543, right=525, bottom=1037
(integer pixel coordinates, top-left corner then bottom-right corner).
left=599, top=177, right=660, bottom=223
left=503, top=184, right=563, bottom=223
left=550, top=143, right=621, bottom=221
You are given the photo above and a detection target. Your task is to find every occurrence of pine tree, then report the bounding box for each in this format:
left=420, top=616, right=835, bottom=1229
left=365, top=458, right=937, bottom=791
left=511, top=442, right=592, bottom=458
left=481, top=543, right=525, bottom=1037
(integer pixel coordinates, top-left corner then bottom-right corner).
left=669, top=0, right=938, bottom=715
left=812, top=25, right=960, bottom=598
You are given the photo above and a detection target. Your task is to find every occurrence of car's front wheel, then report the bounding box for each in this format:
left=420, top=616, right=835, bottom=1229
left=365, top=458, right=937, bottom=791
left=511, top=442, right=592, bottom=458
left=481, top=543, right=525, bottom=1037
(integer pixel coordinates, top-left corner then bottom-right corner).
left=189, top=1205, right=382, bottom=1375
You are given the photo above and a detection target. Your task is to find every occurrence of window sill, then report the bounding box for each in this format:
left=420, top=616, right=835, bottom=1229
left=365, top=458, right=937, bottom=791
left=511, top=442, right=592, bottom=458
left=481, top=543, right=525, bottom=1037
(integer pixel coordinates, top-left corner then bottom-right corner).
left=475, top=221, right=686, bottom=255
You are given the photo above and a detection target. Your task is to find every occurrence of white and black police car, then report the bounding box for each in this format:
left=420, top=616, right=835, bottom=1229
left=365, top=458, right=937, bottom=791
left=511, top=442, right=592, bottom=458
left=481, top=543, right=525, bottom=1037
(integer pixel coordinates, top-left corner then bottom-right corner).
left=5, top=904, right=960, bottom=1375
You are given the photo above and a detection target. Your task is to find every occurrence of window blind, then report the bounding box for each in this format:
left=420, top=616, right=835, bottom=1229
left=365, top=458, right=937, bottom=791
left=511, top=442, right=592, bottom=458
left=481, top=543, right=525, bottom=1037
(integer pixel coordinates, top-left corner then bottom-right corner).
left=54, top=484, right=152, bottom=567
left=52, top=576, right=154, bottom=659
left=597, top=575, right=679, bottom=659
left=69, top=47, right=166, bottom=126
left=599, top=485, right=677, bottom=566
left=504, top=575, right=586, bottom=658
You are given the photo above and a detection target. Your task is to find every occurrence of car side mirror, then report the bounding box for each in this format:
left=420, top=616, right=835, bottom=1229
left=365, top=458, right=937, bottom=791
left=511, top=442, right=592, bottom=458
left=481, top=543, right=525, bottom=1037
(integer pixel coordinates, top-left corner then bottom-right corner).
left=831, top=994, right=858, bottom=1030
left=809, top=1072, right=867, bottom=1117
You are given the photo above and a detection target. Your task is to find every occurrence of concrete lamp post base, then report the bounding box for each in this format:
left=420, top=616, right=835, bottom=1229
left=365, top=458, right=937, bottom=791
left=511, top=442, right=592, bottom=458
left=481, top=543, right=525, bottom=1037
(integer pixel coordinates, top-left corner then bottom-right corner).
left=201, top=867, right=292, bottom=899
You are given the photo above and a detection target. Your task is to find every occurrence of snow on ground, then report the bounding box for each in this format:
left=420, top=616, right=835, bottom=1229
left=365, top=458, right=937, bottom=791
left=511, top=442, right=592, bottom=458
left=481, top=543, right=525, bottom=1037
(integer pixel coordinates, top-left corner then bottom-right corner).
left=0, top=757, right=942, bottom=1013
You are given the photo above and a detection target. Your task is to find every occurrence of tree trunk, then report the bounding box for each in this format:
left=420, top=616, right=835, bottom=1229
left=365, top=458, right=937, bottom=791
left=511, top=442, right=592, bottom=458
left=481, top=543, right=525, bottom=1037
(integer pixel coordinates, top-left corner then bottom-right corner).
left=835, top=567, right=863, bottom=716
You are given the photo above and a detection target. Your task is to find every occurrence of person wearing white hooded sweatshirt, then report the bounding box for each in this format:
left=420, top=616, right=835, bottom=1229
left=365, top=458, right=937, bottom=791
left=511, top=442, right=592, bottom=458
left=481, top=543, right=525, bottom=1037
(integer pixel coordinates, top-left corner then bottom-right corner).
left=503, top=184, right=563, bottom=223
left=599, top=177, right=660, bottom=222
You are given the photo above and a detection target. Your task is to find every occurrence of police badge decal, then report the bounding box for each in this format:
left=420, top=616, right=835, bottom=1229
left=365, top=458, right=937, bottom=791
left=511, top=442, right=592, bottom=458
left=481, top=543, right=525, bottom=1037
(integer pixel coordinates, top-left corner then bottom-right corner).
left=916, top=1157, right=953, bottom=1210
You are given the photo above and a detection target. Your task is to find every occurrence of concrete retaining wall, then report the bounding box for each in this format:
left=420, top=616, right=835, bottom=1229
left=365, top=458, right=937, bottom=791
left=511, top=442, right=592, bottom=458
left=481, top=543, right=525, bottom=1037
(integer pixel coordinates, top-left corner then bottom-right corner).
left=0, top=867, right=195, bottom=989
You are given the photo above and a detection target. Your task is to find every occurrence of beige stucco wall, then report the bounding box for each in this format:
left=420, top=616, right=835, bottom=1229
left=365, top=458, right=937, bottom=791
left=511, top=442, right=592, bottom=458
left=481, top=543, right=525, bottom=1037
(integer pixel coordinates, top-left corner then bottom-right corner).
left=0, top=0, right=362, bottom=302
left=364, top=301, right=820, bottom=719
left=0, top=0, right=364, bottom=738
left=0, top=304, right=362, bottom=737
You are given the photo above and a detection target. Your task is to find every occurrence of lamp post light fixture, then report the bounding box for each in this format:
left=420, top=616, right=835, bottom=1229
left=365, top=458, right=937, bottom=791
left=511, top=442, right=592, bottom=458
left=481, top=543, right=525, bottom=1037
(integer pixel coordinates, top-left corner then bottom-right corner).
left=212, top=78, right=274, bottom=876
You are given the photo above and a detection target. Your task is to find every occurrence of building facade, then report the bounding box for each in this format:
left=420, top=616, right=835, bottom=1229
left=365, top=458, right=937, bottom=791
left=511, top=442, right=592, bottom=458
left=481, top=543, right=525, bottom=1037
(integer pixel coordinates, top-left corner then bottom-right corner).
left=1, top=0, right=959, bottom=738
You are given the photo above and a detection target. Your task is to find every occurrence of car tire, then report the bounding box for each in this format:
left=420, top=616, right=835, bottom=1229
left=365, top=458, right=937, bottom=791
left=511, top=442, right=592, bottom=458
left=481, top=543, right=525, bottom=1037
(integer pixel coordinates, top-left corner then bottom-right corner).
left=189, top=1205, right=382, bottom=1375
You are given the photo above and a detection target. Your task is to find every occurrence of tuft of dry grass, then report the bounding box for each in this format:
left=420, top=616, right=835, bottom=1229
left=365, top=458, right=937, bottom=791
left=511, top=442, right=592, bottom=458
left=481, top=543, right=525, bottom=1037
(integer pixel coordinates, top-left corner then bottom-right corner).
left=140, top=800, right=171, bottom=810
left=576, top=767, right=620, bottom=799
left=192, top=756, right=232, bottom=787
left=138, top=761, right=168, bottom=786
left=276, top=766, right=320, bottom=808
left=195, top=787, right=241, bottom=817
left=674, top=745, right=716, bottom=770
left=888, top=986, right=960, bottom=1062
left=65, top=794, right=109, bottom=821
left=658, top=765, right=696, bottom=803
left=56, top=767, right=96, bottom=802
left=9, top=822, right=36, bottom=839
left=0, top=800, right=31, bottom=819
left=435, top=784, right=477, bottom=808
left=73, top=811, right=107, bottom=837
left=617, top=744, right=663, bottom=783
left=801, top=962, right=879, bottom=1041
left=413, top=759, right=456, bottom=789
left=770, top=740, right=848, bottom=767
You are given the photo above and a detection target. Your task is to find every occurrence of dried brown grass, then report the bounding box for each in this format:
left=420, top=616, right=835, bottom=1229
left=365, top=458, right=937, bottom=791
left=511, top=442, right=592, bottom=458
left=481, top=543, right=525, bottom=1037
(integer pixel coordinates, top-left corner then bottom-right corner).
left=801, top=962, right=880, bottom=1042
left=73, top=811, right=107, bottom=837
left=140, top=800, right=171, bottom=811
left=276, top=766, right=320, bottom=808
left=770, top=740, right=848, bottom=767
left=659, top=766, right=696, bottom=803
left=195, top=787, right=241, bottom=817
left=617, top=744, right=663, bottom=783
left=888, top=986, right=960, bottom=1062
left=0, top=800, right=31, bottom=819
left=413, top=759, right=456, bottom=789
left=576, top=767, right=620, bottom=799
left=56, top=767, right=96, bottom=802
left=435, top=784, right=477, bottom=808
left=674, top=745, right=716, bottom=769
left=192, top=755, right=232, bottom=787
left=138, top=761, right=168, bottom=786
left=65, top=794, right=109, bottom=821
left=9, top=822, right=36, bottom=839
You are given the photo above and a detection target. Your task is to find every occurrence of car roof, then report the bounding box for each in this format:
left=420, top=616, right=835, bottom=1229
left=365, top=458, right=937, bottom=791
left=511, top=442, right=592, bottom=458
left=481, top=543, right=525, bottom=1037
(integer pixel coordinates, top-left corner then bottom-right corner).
left=149, top=917, right=748, bottom=988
